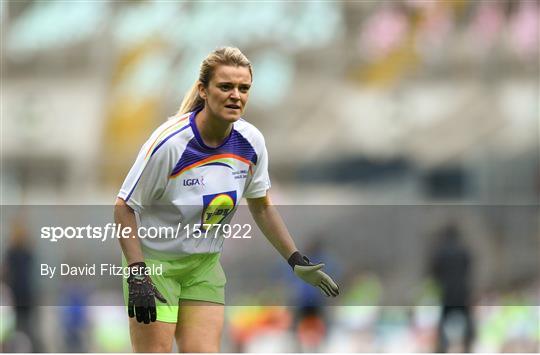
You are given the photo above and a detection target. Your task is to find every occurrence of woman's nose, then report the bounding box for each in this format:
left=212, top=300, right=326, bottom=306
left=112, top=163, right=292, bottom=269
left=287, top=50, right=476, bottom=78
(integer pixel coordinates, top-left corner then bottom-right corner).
left=230, top=88, right=240, bottom=99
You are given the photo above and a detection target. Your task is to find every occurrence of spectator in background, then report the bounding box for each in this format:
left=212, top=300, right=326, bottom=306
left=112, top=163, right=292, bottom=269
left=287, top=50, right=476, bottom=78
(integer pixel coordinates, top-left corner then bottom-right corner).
left=430, top=224, right=475, bottom=352
left=60, top=283, right=89, bottom=352
left=2, top=219, right=43, bottom=352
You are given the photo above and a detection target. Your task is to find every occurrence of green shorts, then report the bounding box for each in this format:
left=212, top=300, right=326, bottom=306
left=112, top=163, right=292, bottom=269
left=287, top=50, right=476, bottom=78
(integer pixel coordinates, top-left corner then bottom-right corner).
left=123, top=253, right=226, bottom=323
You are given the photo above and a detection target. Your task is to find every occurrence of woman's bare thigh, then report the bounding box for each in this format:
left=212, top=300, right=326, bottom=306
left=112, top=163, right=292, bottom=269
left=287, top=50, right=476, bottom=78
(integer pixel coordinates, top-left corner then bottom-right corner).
left=129, top=318, right=176, bottom=353
left=175, top=300, right=224, bottom=353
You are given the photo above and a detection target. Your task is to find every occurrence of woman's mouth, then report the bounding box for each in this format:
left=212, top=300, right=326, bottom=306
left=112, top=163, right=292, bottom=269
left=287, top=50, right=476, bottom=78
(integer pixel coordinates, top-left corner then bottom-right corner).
left=225, top=104, right=241, bottom=110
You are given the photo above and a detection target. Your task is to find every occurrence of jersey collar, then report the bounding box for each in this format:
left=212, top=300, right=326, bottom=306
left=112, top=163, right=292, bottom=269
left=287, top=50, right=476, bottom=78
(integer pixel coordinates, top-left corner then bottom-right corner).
left=190, top=106, right=235, bottom=150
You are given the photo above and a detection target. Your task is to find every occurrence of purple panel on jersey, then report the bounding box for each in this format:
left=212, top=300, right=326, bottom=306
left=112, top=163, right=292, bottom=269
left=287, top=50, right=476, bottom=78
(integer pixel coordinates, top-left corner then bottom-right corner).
left=170, top=110, right=258, bottom=177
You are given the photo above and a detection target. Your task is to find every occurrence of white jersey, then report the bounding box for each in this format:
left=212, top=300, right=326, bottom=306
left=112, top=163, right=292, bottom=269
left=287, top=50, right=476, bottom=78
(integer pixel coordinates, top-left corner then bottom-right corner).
left=118, top=108, right=271, bottom=259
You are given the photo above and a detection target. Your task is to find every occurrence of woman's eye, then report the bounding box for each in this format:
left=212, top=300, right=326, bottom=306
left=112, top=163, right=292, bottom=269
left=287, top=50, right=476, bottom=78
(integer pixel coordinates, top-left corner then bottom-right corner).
left=220, top=85, right=232, bottom=91
left=240, top=87, right=250, bottom=93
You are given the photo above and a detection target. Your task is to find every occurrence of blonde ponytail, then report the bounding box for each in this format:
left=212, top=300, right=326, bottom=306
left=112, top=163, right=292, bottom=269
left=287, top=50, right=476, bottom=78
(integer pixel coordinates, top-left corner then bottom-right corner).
left=177, top=81, right=204, bottom=116
left=176, top=47, right=252, bottom=116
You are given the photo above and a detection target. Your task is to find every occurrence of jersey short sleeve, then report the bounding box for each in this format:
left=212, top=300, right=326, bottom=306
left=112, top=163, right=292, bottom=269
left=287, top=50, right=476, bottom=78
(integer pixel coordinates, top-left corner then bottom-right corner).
left=118, top=138, right=175, bottom=213
left=243, top=132, right=271, bottom=199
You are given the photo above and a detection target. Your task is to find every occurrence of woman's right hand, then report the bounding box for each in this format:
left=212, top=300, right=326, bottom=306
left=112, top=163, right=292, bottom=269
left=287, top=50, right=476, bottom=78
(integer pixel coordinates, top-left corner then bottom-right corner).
left=126, top=261, right=167, bottom=324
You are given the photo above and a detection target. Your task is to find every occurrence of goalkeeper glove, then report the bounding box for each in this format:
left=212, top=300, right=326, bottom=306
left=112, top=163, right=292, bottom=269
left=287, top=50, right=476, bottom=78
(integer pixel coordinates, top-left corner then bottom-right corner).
left=288, top=251, right=339, bottom=297
left=127, top=262, right=167, bottom=324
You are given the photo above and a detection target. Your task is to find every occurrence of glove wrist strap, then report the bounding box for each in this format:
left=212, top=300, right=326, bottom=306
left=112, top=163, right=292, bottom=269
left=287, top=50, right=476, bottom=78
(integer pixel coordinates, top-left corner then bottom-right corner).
left=127, top=261, right=148, bottom=282
left=288, top=251, right=309, bottom=269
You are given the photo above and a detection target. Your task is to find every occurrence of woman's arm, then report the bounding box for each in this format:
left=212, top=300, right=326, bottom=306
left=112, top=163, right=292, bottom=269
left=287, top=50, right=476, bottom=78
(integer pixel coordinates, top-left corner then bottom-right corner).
left=247, top=194, right=339, bottom=297
left=114, top=197, right=144, bottom=264
left=246, top=195, right=297, bottom=260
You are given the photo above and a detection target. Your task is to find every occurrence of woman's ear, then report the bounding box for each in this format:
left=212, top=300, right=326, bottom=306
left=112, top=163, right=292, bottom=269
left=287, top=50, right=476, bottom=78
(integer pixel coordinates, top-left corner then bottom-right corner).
left=197, top=82, right=207, bottom=100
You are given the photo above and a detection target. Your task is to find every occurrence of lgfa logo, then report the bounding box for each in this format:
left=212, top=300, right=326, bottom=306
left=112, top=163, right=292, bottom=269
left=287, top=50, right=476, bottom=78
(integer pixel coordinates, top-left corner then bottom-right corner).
left=183, top=176, right=205, bottom=187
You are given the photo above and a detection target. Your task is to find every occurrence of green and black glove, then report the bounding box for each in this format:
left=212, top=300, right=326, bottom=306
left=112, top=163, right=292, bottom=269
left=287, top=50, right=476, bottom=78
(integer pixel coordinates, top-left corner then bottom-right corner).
left=127, top=262, right=167, bottom=324
left=288, top=251, right=339, bottom=297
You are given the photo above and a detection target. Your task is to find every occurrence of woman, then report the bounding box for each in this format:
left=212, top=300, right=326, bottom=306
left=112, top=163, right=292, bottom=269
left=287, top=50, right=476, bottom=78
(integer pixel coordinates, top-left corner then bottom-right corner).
left=114, top=47, right=339, bottom=353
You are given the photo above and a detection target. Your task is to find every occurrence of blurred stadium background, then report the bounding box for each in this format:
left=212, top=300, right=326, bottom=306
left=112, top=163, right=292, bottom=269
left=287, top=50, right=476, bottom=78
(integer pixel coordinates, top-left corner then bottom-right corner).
left=1, top=0, right=539, bottom=352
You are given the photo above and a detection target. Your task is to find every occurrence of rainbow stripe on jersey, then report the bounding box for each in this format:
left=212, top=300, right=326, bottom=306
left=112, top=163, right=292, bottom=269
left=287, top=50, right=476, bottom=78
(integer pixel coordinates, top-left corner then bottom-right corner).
left=168, top=111, right=258, bottom=178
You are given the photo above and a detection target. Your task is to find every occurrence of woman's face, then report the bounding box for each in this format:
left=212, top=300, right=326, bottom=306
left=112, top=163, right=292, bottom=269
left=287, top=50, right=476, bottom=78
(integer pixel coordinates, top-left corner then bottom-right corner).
left=199, top=65, right=252, bottom=123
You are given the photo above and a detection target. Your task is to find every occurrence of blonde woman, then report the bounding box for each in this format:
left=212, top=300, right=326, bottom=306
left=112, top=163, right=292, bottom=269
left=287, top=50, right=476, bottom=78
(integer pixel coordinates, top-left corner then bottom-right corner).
left=114, top=47, right=339, bottom=352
